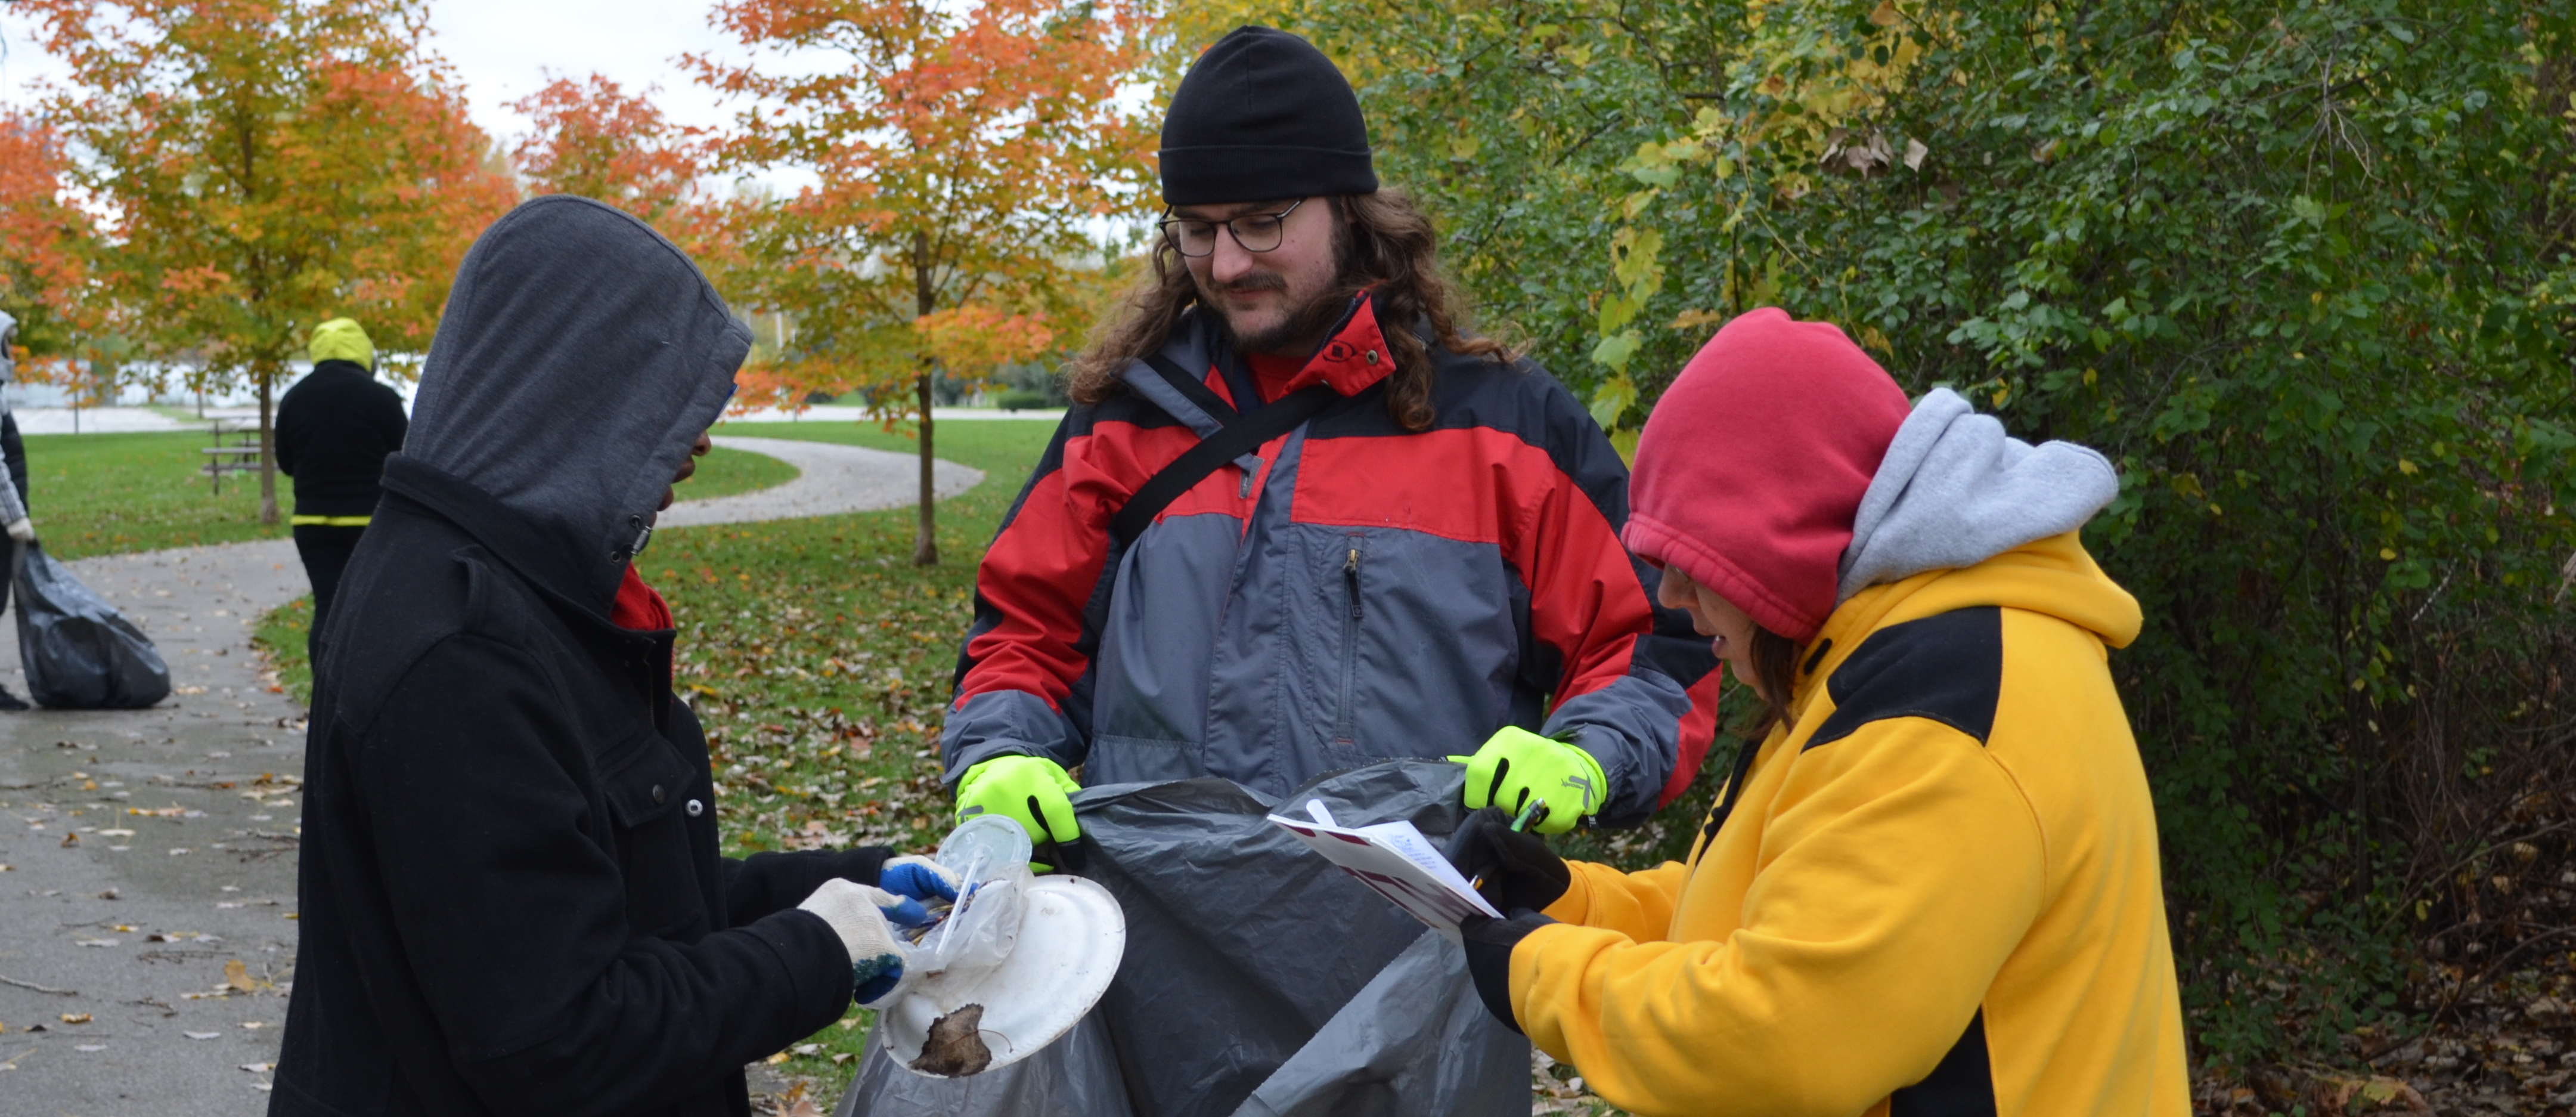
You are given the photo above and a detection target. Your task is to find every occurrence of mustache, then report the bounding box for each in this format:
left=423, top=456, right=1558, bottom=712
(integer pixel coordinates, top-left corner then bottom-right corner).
left=1214, top=272, right=1289, bottom=297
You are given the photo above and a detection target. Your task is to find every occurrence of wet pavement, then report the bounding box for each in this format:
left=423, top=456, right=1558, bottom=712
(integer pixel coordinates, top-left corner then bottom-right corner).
left=0, top=540, right=309, bottom=1113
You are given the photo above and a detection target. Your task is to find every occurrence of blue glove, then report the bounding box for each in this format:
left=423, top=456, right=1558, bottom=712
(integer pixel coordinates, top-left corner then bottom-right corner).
left=879, top=855, right=961, bottom=908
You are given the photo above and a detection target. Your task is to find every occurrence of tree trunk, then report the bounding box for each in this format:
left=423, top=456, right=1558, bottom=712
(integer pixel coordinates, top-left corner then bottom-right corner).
left=913, top=370, right=938, bottom=566
left=910, top=230, right=938, bottom=567
left=256, top=365, right=279, bottom=526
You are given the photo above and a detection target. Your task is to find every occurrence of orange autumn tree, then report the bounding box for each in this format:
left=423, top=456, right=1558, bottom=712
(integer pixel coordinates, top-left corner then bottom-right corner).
left=0, top=112, right=99, bottom=385
left=23, top=0, right=516, bottom=524
left=512, top=73, right=705, bottom=236
left=694, top=0, right=1156, bottom=564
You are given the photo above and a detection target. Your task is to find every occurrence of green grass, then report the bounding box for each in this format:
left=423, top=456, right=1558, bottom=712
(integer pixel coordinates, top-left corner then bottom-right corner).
left=23, top=431, right=795, bottom=559
left=26, top=431, right=289, bottom=558
left=253, top=596, right=317, bottom=706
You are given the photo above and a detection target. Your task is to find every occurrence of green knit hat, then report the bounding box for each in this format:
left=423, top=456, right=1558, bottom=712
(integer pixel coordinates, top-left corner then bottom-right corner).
left=309, top=318, right=373, bottom=370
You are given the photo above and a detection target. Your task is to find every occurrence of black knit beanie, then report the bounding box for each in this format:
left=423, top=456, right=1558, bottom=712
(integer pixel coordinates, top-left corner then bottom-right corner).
left=1159, top=26, right=1377, bottom=206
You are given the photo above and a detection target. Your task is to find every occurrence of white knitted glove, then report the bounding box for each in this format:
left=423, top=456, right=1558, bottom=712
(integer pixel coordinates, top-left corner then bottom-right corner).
left=5, top=518, right=32, bottom=543
left=798, top=879, right=914, bottom=1006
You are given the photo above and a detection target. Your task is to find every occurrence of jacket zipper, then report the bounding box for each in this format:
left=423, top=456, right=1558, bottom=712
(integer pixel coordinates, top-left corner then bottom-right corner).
left=1335, top=544, right=1362, bottom=743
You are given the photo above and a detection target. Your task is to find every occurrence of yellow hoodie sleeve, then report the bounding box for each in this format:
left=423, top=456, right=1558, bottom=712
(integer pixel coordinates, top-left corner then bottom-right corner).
left=1511, top=717, right=2048, bottom=1117
left=1545, top=859, right=1688, bottom=942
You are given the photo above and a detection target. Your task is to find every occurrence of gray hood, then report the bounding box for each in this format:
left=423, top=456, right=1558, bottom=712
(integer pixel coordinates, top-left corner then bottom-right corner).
left=1836, top=387, right=2119, bottom=599
left=404, top=196, right=749, bottom=571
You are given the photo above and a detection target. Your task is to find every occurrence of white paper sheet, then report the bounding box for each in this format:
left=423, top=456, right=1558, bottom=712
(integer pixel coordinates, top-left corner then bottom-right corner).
left=1269, top=800, right=1502, bottom=932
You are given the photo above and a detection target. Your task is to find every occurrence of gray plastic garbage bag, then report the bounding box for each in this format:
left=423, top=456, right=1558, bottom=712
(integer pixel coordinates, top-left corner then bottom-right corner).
left=836, top=760, right=1526, bottom=1117
left=13, top=540, right=171, bottom=708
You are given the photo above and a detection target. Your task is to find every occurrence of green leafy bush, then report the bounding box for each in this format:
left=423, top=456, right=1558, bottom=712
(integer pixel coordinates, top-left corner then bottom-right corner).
left=1261, top=0, right=2576, bottom=1067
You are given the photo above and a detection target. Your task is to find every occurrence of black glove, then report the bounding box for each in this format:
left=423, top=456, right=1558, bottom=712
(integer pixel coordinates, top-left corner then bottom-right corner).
left=1444, top=805, right=1571, bottom=913
left=1458, top=909, right=1554, bottom=1035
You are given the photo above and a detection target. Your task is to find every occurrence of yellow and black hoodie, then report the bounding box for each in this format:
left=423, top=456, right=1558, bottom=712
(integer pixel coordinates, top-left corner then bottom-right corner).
left=1504, top=366, right=2190, bottom=1116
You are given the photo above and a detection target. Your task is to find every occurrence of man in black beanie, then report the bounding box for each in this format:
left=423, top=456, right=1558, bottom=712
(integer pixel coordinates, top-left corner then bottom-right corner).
left=935, top=24, right=1722, bottom=1115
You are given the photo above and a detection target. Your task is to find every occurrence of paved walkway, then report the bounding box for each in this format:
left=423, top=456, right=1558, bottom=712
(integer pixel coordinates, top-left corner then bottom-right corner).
left=13, top=409, right=188, bottom=435
left=664, top=437, right=981, bottom=528
left=0, top=441, right=979, bottom=1113
left=721, top=405, right=1065, bottom=423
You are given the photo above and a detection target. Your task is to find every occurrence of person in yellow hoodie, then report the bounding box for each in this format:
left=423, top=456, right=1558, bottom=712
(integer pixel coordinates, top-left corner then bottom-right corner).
left=1444, top=307, right=2190, bottom=1116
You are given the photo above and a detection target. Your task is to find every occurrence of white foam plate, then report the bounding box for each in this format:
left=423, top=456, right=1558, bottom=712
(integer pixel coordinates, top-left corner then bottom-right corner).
left=884, top=875, right=1126, bottom=1076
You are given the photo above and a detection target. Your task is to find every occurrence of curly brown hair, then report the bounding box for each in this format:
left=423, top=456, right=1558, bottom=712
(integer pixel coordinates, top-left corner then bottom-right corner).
left=1067, top=189, right=1510, bottom=431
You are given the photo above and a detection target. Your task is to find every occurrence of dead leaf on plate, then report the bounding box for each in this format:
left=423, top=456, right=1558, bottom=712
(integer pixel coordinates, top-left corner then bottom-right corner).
left=909, top=1003, right=993, bottom=1077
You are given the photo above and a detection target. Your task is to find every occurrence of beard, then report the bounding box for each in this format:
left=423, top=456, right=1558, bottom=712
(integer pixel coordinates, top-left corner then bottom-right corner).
left=1215, top=277, right=1354, bottom=356
left=1196, top=222, right=1355, bottom=357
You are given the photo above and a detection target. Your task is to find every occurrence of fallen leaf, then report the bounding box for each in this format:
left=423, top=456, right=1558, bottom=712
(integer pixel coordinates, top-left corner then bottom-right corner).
left=75, top=939, right=118, bottom=948
left=58, top=832, right=76, bottom=847
left=239, top=1020, right=265, bottom=1029
left=75, top=1044, right=105, bottom=1052
left=184, top=1031, right=219, bottom=1039
left=909, top=1003, right=992, bottom=1077
left=225, top=960, right=257, bottom=992
left=763, top=1050, right=790, bottom=1065
left=240, top=1062, right=274, bottom=1073
left=59, top=1013, right=89, bottom=1025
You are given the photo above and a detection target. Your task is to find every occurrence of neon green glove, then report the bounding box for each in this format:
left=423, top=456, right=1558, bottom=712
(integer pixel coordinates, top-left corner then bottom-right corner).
left=1450, top=726, right=1607, bottom=835
left=954, top=754, right=1081, bottom=847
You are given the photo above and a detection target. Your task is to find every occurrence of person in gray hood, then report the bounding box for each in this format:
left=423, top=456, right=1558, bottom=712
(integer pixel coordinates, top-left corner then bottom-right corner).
left=0, top=311, right=36, bottom=710
left=272, top=196, right=949, bottom=1117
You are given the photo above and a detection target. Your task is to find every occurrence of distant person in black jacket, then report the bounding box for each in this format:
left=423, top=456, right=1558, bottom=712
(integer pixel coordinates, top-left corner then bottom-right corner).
left=0, top=311, right=33, bottom=711
left=275, top=317, right=406, bottom=659
left=272, top=196, right=949, bottom=1117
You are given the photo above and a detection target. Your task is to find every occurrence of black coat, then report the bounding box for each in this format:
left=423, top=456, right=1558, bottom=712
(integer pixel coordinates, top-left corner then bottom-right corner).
left=274, top=454, right=873, bottom=1117
left=3, top=408, right=26, bottom=511
left=276, top=359, right=408, bottom=518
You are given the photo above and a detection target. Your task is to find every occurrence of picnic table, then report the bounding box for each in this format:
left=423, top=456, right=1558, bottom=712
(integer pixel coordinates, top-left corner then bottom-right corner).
left=202, top=418, right=261, bottom=494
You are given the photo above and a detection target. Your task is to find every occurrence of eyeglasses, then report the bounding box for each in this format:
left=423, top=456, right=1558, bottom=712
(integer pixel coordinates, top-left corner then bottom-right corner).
left=1158, top=198, right=1309, bottom=258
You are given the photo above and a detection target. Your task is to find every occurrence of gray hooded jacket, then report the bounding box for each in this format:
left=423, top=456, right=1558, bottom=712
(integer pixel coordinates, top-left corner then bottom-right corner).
left=404, top=195, right=748, bottom=606
left=0, top=310, right=26, bottom=527
left=1837, top=386, right=2121, bottom=598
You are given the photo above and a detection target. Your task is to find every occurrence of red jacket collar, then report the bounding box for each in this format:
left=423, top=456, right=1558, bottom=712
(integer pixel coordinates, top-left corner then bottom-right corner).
left=1278, top=292, right=1397, bottom=398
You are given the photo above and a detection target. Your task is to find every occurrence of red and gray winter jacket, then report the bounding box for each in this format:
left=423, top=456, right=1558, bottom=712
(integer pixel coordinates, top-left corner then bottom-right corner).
left=943, top=295, right=1721, bottom=825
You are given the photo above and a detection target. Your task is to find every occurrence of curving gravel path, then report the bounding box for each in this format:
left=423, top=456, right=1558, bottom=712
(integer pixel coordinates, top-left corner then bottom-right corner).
left=0, top=439, right=979, bottom=1110
left=661, top=436, right=982, bottom=529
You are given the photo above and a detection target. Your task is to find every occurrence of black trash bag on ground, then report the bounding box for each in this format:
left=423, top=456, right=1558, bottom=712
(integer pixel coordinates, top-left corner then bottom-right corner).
left=13, top=540, right=171, bottom=708
left=837, top=760, right=1527, bottom=1117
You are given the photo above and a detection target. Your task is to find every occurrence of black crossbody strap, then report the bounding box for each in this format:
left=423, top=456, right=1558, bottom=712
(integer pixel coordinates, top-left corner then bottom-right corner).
left=1141, top=352, right=1239, bottom=424
left=1109, top=384, right=1338, bottom=547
